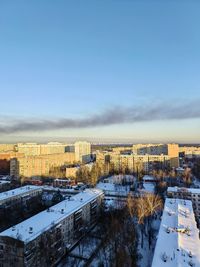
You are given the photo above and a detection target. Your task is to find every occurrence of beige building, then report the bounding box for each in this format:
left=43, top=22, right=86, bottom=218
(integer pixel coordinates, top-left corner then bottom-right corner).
left=65, top=166, right=79, bottom=178
left=75, top=141, right=91, bottom=163
left=96, top=151, right=171, bottom=173
left=0, top=144, right=15, bottom=153
left=132, top=143, right=179, bottom=168
left=10, top=153, right=75, bottom=179
left=179, top=146, right=200, bottom=158
left=16, top=142, right=67, bottom=156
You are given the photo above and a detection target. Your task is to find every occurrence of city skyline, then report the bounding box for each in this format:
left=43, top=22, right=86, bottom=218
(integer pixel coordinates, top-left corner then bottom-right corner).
left=0, top=1, right=200, bottom=143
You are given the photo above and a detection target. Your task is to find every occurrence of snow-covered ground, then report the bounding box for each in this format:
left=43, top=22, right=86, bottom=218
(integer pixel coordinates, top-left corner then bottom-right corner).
left=138, top=217, right=161, bottom=267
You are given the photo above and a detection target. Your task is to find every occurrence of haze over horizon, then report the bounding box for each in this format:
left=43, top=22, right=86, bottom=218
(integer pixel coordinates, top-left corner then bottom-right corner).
left=0, top=1, right=200, bottom=143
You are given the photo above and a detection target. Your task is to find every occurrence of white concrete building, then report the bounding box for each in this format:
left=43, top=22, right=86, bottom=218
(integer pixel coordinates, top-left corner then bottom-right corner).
left=0, top=189, right=104, bottom=267
left=152, top=198, right=200, bottom=267
left=167, top=187, right=200, bottom=225
left=0, top=185, right=43, bottom=208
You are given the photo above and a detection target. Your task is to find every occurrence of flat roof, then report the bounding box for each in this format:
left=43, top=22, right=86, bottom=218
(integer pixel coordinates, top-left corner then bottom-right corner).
left=167, top=186, right=200, bottom=195
left=152, top=198, right=200, bottom=267
left=0, top=180, right=11, bottom=185
left=0, top=189, right=103, bottom=243
left=0, top=185, right=42, bottom=202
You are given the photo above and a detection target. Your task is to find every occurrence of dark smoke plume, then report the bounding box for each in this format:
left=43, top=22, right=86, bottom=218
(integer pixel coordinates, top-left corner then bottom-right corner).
left=0, top=101, right=199, bottom=134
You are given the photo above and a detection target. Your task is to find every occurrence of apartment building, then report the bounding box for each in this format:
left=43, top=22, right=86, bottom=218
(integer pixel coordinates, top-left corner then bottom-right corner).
left=133, top=154, right=170, bottom=172
left=179, top=146, right=200, bottom=158
left=132, top=143, right=179, bottom=168
left=0, top=189, right=104, bottom=267
left=0, top=180, right=11, bottom=193
left=0, top=186, right=42, bottom=209
left=96, top=151, right=170, bottom=173
left=167, top=187, right=200, bottom=225
left=0, top=152, right=24, bottom=175
left=16, top=142, right=67, bottom=156
left=10, top=153, right=75, bottom=179
left=75, top=141, right=91, bottom=163
left=152, top=198, right=200, bottom=267
left=0, top=144, right=15, bottom=153
left=65, top=166, right=79, bottom=178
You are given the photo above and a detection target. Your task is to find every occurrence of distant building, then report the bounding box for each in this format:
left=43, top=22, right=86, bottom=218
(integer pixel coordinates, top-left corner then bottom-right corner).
left=132, top=143, right=179, bottom=168
left=152, top=198, right=200, bottom=267
left=10, top=153, right=75, bottom=180
left=0, top=189, right=104, bottom=267
left=96, top=151, right=171, bottom=173
left=0, top=144, right=15, bottom=153
left=75, top=141, right=91, bottom=163
left=16, top=142, right=67, bottom=156
left=65, top=166, right=79, bottom=178
left=179, top=146, right=200, bottom=159
left=0, top=152, right=24, bottom=175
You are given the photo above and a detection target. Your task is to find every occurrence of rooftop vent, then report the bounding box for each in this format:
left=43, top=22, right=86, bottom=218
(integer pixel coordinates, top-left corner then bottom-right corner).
left=29, top=227, right=33, bottom=234
left=61, top=209, right=64, bottom=214
left=162, top=252, right=168, bottom=262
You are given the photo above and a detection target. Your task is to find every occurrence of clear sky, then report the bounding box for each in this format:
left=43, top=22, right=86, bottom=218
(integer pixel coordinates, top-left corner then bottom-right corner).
left=0, top=0, right=200, bottom=143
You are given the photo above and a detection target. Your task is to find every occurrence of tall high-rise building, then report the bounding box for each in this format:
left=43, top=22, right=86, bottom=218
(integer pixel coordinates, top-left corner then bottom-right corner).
left=75, top=141, right=91, bottom=163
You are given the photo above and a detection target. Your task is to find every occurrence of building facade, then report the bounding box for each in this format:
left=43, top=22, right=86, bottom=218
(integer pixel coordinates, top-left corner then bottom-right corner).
left=0, top=189, right=104, bottom=267
left=75, top=141, right=91, bottom=163
left=0, top=186, right=43, bottom=209
left=10, top=153, right=75, bottom=180
left=132, top=143, right=179, bottom=168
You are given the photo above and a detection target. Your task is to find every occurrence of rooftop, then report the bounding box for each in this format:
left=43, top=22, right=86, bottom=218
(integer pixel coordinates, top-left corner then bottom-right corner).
left=0, top=185, right=42, bottom=202
left=152, top=198, right=200, bottom=267
left=167, top=186, right=200, bottom=195
left=0, top=189, right=103, bottom=243
left=0, top=180, right=11, bottom=185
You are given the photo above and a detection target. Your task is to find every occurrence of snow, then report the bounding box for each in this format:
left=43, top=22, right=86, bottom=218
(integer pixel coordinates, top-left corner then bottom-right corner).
left=96, top=175, right=135, bottom=197
left=0, top=189, right=103, bottom=243
left=96, top=182, right=130, bottom=196
left=42, top=185, right=79, bottom=194
left=143, top=175, right=156, bottom=182
left=152, top=198, right=200, bottom=267
left=142, top=183, right=155, bottom=193
left=0, top=180, right=10, bottom=185
left=0, top=185, right=42, bottom=202
left=167, top=186, right=200, bottom=195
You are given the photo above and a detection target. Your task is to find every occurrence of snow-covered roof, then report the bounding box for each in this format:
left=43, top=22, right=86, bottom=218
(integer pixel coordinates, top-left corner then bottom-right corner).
left=152, top=198, right=200, bottom=267
left=0, top=185, right=42, bottom=202
left=142, top=175, right=156, bottom=181
left=96, top=182, right=130, bottom=196
left=167, top=186, right=200, bottom=195
left=0, top=189, right=103, bottom=243
left=140, top=183, right=155, bottom=194
left=0, top=180, right=11, bottom=185
left=42, top=186, right=78, bottom=194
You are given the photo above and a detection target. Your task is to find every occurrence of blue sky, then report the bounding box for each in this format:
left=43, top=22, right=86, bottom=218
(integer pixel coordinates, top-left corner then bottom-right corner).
left=0, top=1, right=200, bottom=143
